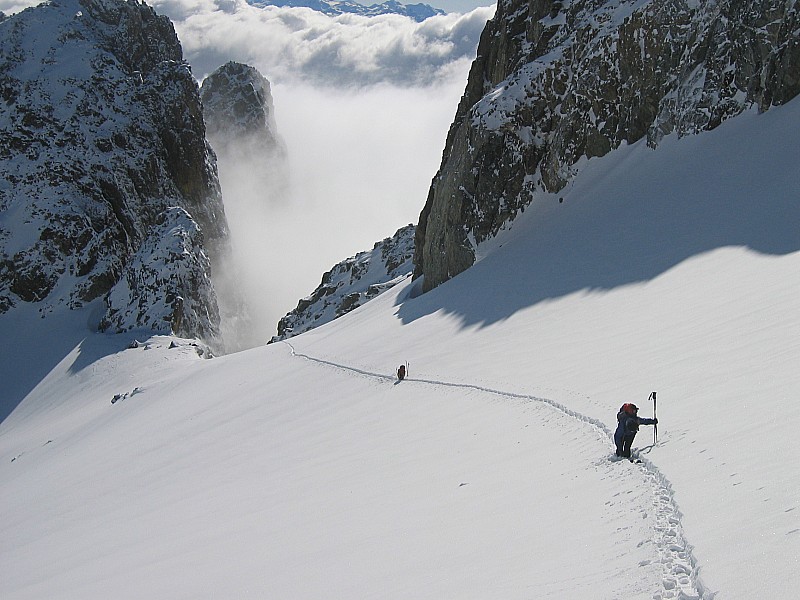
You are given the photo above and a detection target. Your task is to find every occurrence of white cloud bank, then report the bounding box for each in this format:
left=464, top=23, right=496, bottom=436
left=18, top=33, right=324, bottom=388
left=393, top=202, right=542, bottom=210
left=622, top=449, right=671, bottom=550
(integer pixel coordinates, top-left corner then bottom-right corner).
left=0, top=0, right=36, bottom=14
left=214, top=80, right=469, bottom=348
left=1, top=1, right=493, bottom=87
left=148, top=0, right=493, bottom=86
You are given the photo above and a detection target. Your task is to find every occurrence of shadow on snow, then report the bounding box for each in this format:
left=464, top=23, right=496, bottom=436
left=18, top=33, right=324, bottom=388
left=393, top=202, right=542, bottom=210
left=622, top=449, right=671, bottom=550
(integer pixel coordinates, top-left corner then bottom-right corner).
left=0, top=308, right=145, bottom=426
left=398, top=103, right=800, bottom=328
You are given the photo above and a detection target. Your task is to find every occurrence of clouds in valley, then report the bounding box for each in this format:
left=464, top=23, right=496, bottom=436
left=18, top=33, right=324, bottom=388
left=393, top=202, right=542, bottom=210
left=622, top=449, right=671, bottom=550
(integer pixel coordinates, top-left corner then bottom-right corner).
left=213, top=78, right=468, bottom=348
left=149, top=0, right=493, bottom=86
left=145, top=1, right=494, bottom=346
left=2, top=0, right=494, bottom=346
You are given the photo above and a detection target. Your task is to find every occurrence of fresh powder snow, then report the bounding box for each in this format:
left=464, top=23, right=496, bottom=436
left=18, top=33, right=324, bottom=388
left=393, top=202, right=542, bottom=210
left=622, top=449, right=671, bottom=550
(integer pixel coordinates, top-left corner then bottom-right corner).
left=1, top=98, right=799, bottom=599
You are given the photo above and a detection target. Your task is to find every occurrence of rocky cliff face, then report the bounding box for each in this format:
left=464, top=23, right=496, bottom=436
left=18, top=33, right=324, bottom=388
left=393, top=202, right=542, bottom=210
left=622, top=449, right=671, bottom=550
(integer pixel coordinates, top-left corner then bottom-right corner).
left=0, top=0, right=229, bottom=345
left=274, top=224, right=415, bottom=341
left=415, top=0, right=800, bottom=291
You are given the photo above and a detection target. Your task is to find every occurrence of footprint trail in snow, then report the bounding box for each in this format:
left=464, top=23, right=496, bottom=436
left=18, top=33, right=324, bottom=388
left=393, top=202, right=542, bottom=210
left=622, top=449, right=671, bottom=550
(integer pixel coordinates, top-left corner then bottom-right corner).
left=286, top=343, right=710, bottom=599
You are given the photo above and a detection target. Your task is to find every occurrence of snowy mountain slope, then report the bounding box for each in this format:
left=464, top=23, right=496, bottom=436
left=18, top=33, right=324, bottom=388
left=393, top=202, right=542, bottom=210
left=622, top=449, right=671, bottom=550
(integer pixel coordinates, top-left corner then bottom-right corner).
left=0, top=327, right=687, bottom=600
left=294, top=97, right=800, bottom=598
left=1, top=96, right=799, bottom=599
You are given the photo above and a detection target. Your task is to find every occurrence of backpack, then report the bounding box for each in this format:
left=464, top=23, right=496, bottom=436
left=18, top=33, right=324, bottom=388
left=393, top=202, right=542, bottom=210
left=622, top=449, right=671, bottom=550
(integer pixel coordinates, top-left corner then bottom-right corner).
left=397, top=364, right=406, bottom=380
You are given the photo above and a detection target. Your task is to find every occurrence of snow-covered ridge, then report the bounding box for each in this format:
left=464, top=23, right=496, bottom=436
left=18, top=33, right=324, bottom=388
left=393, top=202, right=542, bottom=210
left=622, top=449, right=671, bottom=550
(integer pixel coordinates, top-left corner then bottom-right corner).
left=274, top=224, right=415, bottom=340
left=0, top=0, right=228, bottom=346
left=99, top=206, right=219, bottom=342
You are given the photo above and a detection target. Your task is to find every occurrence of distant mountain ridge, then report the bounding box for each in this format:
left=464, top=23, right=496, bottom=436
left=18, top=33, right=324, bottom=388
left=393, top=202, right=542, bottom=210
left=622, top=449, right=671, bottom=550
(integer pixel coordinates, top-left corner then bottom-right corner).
left=247, top=0, right=445, bottom=21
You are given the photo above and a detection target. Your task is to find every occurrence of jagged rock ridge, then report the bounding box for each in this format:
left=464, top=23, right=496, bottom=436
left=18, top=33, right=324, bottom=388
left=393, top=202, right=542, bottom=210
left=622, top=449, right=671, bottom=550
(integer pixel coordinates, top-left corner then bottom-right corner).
left=415, top=0, right=800, bottom=291
left=274, top=224, right=415, bottom=341
left=0, top=0, right=229, bottom=345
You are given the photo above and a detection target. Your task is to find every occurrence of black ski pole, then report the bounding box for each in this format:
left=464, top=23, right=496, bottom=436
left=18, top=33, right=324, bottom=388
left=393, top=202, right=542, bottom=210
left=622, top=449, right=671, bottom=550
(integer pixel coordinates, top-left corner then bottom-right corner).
left=649, top=391, right=657, bottom=443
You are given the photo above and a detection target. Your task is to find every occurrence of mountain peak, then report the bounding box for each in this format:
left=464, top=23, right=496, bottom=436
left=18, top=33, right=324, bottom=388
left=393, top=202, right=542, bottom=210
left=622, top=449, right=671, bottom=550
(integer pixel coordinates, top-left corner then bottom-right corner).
left=201, top=61, right=285, bottom=158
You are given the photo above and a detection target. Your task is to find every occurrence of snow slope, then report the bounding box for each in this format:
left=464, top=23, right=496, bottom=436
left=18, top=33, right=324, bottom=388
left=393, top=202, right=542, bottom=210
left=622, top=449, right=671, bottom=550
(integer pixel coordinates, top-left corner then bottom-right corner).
left=1, top=97, right=799, bottom=598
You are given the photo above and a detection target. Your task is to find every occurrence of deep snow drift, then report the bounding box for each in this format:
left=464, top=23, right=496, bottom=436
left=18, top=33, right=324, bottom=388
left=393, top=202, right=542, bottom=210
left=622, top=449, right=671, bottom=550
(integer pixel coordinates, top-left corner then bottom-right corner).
left=1, top=97, right=798, bottom=598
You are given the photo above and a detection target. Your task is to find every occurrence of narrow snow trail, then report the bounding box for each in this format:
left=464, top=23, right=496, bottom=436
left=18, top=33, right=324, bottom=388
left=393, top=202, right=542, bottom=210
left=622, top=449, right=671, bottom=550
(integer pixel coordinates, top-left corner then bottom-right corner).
left=286, top=342, right=708, bottom=600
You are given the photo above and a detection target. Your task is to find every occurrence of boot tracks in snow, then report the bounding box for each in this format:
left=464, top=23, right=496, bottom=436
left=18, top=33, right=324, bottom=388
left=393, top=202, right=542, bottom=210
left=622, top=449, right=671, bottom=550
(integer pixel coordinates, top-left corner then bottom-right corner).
left=284, top=342, right=711, bottom=599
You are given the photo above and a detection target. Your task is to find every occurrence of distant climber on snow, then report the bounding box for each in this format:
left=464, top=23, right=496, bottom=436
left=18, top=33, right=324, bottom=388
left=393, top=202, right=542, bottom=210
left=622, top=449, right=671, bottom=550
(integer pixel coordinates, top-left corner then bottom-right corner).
left=397, top=364, right=406, bottom=381
left=614, top=403, right=657, bottom=459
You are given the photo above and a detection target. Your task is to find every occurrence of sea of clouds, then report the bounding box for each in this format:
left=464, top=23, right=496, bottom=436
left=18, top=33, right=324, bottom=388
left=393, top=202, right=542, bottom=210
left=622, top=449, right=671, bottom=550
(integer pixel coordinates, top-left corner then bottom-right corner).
left=149, top=0, right=493, bottom=86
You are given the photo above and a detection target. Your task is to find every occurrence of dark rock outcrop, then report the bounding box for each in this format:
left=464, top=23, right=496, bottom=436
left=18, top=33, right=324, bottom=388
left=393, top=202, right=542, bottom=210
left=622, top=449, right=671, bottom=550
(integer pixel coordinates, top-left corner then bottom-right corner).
left=0, top=0, right=229, bottom=344
left=200, top=61, right=286, bottom=160
left=414, top=0, right=800, bottom=291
